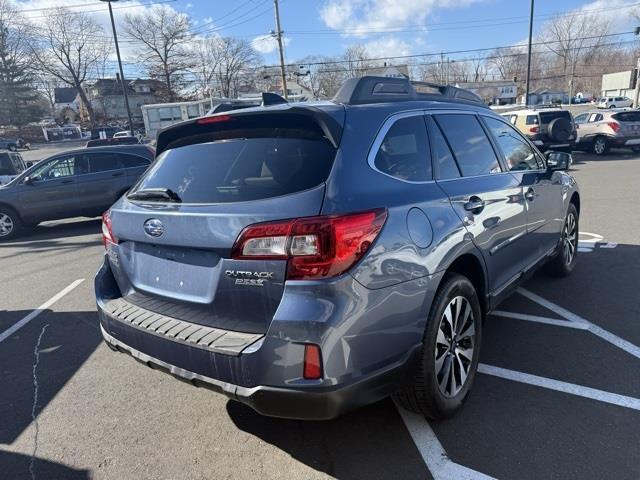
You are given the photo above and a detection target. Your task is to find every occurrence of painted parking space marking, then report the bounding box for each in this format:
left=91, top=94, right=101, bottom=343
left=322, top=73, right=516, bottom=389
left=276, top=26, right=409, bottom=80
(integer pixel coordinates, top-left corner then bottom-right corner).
left=491, top=310, right=588, bottom=330
left=518, top=288, right=640, bottom=360
left=0, top=279, right=84, bottom=344
left=478, top=364, right=640, bottom=411
left=398, top=287, right=640, bottom=479
left=395, top=402, right=496, bottom=480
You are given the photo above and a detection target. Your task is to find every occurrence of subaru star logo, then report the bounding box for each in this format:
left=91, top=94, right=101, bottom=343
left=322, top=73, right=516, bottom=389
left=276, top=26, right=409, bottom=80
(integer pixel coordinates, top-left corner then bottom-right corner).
left=143, top=218, right=164, bottom=237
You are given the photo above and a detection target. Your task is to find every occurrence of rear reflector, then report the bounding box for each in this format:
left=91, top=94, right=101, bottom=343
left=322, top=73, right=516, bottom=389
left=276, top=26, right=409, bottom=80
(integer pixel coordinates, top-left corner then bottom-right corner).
left=231, top=209, right=387, bottom=280
left=529, top=126, right=539, bottom=133
left=101, top=211, right=118, bottom=249
left=197, top=115, right=232, bottom=124
left=303, top=344, right=322, bottom=379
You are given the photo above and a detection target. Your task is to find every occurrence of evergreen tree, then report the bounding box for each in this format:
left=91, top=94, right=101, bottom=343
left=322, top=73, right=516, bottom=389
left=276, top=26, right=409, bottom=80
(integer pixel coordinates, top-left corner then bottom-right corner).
left=0, top=0, right=44, bottom=127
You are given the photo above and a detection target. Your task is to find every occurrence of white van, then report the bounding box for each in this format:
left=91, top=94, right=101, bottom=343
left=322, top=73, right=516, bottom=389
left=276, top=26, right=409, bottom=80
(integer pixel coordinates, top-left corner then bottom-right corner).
left=597, top=96, right=633, bottom=109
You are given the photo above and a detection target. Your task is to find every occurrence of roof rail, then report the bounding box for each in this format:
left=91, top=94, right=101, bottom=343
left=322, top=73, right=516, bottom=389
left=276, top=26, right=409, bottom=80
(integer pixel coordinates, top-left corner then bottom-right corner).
left=332, top=76, right=486, bottom=107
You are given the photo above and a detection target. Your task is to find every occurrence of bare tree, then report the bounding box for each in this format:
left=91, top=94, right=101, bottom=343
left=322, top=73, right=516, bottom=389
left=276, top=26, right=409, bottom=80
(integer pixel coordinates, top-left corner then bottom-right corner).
left=343, top=44, right=371, bottom=78
left=213, top=37, right=260, bottom=98
left=124, top=6, right=192, bottom=101
left=190, top=35, right=222, bottom=98
left=29, top=6, right=108, bottom=126
left=538, top=11, right=611, bottom=94
left=489, top=47, right=527, bottom=81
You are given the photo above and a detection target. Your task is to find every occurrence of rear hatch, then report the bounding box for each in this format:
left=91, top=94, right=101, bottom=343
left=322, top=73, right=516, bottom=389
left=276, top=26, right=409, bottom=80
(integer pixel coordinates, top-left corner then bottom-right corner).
left=612, top=111, right=640, bottom=140
left=107, top=110, right=341, bottom=334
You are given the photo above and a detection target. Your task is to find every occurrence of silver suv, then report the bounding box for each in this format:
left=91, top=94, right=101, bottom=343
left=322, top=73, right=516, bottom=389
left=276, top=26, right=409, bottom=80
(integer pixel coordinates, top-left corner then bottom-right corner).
left=574, top=110, right=640, bottom=155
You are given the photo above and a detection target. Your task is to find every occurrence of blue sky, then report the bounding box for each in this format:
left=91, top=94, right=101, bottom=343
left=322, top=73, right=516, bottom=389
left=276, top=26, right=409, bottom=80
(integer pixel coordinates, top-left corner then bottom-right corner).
left=15, top=0, right=640, bottom=74
left=180, top=0, right=639, bottom=65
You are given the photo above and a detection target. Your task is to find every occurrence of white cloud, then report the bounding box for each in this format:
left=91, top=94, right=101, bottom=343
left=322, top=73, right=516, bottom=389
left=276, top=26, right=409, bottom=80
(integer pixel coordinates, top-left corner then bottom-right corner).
left=364, top=36, right=412, bottom=58
left=320, top=0, right=484, bottom=36
left=251, top=34, right=291, bottom=54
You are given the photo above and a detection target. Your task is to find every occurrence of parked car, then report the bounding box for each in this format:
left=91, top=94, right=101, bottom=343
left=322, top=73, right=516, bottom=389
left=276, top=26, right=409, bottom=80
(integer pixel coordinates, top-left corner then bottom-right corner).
left=90, top=126, right=120, bottom=139
left=0, top=137, right=18, bottom=152
left=0, top=145, right=154, bottom=240
left=597, top=96, right=633, bottom=109
left=95, top=76, right=579, bottom=421
left=113, top=130, right=133, bottom=138
left=574, top=109, right=640, bottom=155
left=87, top=136, right=141, bottom=147
left=0, top=152, right=29, bottom=185
left=501, top=107, right=577, bottom=153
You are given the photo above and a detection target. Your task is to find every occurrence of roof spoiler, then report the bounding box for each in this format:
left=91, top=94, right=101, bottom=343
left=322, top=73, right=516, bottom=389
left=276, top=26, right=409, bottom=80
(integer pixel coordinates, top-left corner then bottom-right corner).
left=332, top=76, right=486, bottom=107
left=261, top=92, right=288, bottom=106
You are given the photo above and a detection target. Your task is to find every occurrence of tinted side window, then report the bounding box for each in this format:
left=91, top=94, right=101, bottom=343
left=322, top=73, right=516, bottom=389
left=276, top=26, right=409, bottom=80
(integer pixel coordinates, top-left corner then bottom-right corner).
left=374, top=116, right=431, bottom=181
left=87, top=153, right=124, bottom=173
left=120, top=154, right=151, bottom=168
left=526, top=115, right=539, bottom=125
left=0, top=154, right=12, bottom=175
left=484, top=117, right=542, bottom=171
left=435, top=114, right=502, bottom=176
left=574, top=113, right=588, bottom=124
left=426, top=116, right=460, bottom=179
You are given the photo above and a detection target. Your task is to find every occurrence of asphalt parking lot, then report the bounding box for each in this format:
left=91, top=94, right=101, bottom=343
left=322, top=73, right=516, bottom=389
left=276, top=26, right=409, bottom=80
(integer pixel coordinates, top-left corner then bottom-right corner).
left=1, top=149, right=639, bottom=480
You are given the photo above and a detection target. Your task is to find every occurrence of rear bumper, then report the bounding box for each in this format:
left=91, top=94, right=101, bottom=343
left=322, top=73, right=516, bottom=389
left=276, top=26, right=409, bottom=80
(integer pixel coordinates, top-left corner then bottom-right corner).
left=100, top=323, right=419, bottom=420
left=96, top=257, right=429, bottom=420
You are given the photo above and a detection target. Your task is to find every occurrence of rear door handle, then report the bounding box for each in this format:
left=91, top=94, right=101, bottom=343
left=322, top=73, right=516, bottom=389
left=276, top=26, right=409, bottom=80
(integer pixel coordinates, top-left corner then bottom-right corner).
left=525, top=188, right=536, bottom=201
left=464, top=196, right=485, bottom=213
left=111, top=171, right=124, bottom=177
left=61, top=179, right=75, bottom=184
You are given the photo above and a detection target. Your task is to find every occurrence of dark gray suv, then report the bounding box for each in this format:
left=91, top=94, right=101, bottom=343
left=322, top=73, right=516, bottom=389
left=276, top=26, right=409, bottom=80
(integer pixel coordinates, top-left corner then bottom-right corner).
left=0, top=145, right=154, bottom=240
left=95, top=77, right=579, bottom=420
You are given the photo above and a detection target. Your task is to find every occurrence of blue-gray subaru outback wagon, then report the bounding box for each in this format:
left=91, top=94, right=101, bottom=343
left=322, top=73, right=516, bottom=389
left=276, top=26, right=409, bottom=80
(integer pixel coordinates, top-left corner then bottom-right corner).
left=95, top=76, right=579, bottom=420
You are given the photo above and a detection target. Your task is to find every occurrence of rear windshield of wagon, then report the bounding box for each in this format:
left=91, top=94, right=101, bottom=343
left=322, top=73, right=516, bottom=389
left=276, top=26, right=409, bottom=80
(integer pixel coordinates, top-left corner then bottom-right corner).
left=131, top=121, right=336, bottom=204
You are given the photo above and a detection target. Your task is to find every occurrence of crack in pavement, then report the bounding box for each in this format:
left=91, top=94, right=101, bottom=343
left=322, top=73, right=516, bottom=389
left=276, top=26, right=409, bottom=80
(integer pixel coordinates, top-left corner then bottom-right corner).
left=29, top=323, right=49, bottom=480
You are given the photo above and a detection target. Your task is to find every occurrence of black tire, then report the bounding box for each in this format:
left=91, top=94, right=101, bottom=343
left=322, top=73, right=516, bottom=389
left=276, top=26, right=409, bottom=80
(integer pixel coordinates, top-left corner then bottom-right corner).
left=545, top=203, right=579, bottom=277
left=592, top=136, right=609, bottom=156
left=394, top=273, right=482, bottom=420
left=0, top=205, right=22, bottom=241
left=547, top=117, right=572, bottom=143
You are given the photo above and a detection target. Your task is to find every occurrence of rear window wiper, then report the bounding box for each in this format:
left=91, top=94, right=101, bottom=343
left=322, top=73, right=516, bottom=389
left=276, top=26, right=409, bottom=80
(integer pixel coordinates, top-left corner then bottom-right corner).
left=128, top=187, right=182, bottom=202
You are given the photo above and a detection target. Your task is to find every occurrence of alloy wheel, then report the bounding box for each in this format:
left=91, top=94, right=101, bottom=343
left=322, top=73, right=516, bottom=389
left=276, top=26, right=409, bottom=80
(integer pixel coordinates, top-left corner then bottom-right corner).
left=0, top=213, right=14, bottom=237
left=563, top=212, right=577, bottom=266
left=594, top=138, right=606, bottom=155
left=435, top=296, right=476, bottom=397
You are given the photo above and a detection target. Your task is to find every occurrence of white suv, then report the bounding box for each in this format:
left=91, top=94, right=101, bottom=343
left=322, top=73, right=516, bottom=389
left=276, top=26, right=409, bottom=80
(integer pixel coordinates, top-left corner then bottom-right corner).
left=597, top=96, right=633, bottom=109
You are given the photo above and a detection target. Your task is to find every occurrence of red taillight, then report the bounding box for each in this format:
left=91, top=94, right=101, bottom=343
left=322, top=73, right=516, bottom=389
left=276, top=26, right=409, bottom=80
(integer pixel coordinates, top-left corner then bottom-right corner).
left=303, top=344, right=322, bottom=379
left=197, top=115, right=232, bottom=125
left=231, top=209, right=387, bottom=280
left=529, top=126, right=539, bottom=133
left=101, top=211, right=118, bottom=249
left=607, top=121, right=620, bottom=133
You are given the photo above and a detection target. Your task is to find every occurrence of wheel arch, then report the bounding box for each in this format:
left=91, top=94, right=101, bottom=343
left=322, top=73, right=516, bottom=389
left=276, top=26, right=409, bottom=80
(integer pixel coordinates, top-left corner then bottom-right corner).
left=0, top=201, right=22, bottom=220
left=569, top=191, right=580, bottom=216
left=440, top=252, right=488, bottom=316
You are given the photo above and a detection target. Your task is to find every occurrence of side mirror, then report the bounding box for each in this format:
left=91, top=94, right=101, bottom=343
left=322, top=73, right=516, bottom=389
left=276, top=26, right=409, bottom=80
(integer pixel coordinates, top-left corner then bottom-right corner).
left=23, top=176, right=37, bottom=185
left=546, top=151, right=572, bottom=171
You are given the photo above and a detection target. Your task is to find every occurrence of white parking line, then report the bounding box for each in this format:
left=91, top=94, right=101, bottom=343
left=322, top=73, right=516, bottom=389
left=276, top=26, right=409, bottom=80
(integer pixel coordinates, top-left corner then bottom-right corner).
left=478, top=364, right=640, bottom=411
left=518, top=288, right=640, bottom=360
left=0, top=279, right=85, bottom=344
left=491, top=310, right=588, bottom=330
left=395, top=402, right=496, bottom=480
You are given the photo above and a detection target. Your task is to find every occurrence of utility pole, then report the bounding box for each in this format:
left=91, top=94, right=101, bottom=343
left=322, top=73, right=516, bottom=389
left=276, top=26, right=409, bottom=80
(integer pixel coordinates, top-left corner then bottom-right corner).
left=273, top=0, right=288, bottom=100
left=568, top=60, right=576, bottom=106
left=634, top=57, right=640, bottom=109
left=524, top=0, right=535, bottom=106
left=101, top=0, right=134, bottom=134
